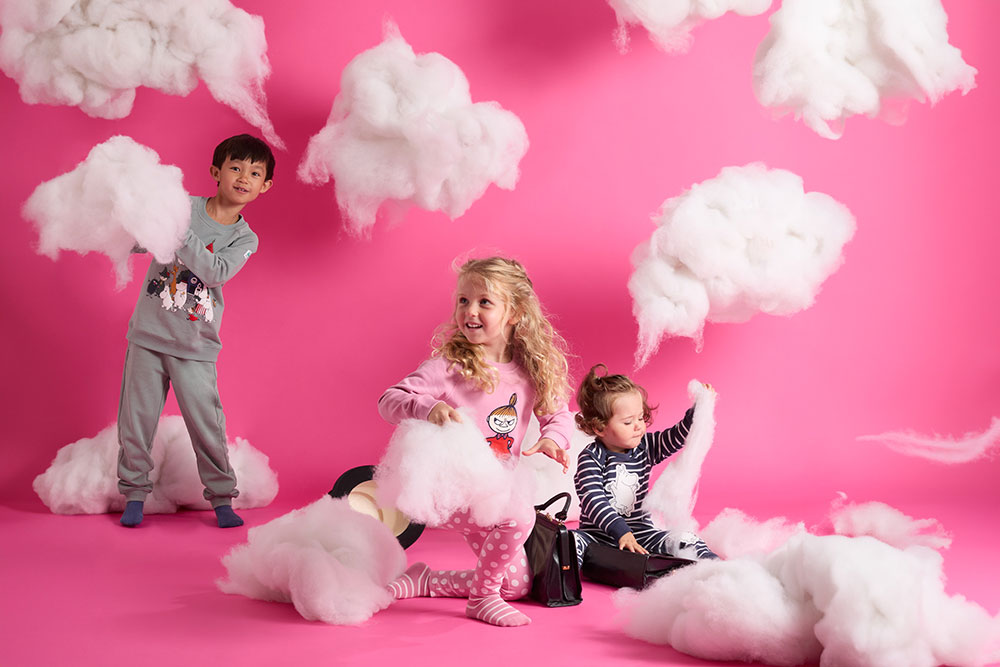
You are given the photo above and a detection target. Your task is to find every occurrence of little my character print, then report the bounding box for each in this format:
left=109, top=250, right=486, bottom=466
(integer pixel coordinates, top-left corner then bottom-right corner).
left=486, top=394, right=518, bottom=457
left=145, top=243, right=216, bottom=323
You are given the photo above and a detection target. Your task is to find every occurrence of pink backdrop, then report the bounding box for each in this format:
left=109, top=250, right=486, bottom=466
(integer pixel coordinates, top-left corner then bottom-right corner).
left=1, top=0, right=997, bottom=524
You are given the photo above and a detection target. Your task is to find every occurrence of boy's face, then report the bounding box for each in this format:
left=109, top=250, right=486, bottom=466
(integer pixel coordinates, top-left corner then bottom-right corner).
left=210, top=156, right=272, bottom=207
left=595, top=391, right=647, bottom=453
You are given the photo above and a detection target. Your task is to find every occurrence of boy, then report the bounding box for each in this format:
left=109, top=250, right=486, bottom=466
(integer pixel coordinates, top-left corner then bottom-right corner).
left=117, top=134, right=274, bottom=528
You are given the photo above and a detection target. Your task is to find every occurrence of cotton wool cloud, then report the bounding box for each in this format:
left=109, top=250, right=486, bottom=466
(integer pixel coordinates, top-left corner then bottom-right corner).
left=374, top=409, right=535, bottom=528
left=33, top=416, right=278, bottom=514
left=0, top=0, right=283, bottom=148
left=629, top=163, right=855, bottom=364
left=23, top=135, right=190, bottom=288
left=859, top=417, right=1000, bottom=464
left=297, top=23, right=529, bottom=236
left=753, top=0, right=977, bottom=139
left=615, top=533, right=1000, bottom=667
left=643, top=380, right=716, bottom=533
left=607, top=0, right=772, bottom=53
left=218, top=496, right=406, bottom=625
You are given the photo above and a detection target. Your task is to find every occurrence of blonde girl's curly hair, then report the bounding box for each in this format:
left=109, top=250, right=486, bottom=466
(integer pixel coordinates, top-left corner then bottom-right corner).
left=575, top=364, right=654, bottom=436
left=432, top=257, right=571, bottom=415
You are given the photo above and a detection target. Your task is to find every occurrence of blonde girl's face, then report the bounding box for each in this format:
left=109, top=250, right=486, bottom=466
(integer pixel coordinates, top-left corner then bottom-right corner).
left=595, top=391, right=646, bottom=453
left=454, top=275, right=518, bottom=362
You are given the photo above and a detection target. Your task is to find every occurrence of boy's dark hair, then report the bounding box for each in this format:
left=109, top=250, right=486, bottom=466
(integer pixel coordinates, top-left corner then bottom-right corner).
left=575, top=364, right=655, bottom=436
left=212, top=134, right=275, bottom=181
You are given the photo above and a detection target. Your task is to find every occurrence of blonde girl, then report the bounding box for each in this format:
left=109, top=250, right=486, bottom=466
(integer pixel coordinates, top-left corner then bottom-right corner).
left=378, top=257, right=573, bottom=627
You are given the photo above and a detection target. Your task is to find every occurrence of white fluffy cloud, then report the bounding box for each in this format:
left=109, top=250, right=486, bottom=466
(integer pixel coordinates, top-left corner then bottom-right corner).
left=753, top=0, right=977, bottom=139
left=608, top=0, right=772, bottom=52
left=0, top=0, right=283, bottom=147
left=218, top=496, right=406, bottom=625
left=33, top=416, right=278, bottom=514
left=374, top=409, right=535, bottom=528
left=616, top=533, right=1000, bottom=666
left=643, top=380, right=716, bottom=532
left=859, top=417, right=1000, bottom=464
left=629, top=163, right=855, bottom=364
left=827, top=497, right=952, bottom=551
left=297, top=23, right=529, bottom=236
left=23, top=135, right=190, bottom=288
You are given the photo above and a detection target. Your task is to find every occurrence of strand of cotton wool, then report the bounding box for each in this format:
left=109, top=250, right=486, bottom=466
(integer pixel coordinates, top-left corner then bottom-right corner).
left=0, top=0, right=283, bottom=148
left=217, top=496, right=406, bottom=625
left=616, top=533, right=1000, bottom=666
left=520, top=417, right=590, bottom=521
left=297, top=22, right=529, bottom=236
left=858, top=417, right=1000, bottom=464
left=22, top=136, right=190, bottom=289
left=608, top=0, right=772, bottom=53
left=642, top=380, right=716, bottom=533
left=374, top=409, right=535, bottom=528
left=699, top=507, right=805, bottom=559
left=825, top=497, right=952, bottom=551
left=752, top=0, right=977, bottom=139
left=32, top=415, right=278, bottom=514
left=629, top=163, right=856, bottom=362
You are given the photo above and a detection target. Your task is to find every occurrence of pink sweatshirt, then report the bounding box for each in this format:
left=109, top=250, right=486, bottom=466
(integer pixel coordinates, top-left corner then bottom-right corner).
left=378, top=356, right=574, bottom=458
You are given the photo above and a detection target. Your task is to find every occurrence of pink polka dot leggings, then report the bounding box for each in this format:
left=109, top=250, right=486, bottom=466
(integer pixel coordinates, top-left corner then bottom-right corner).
left=429, top=510, right=534, bottom=600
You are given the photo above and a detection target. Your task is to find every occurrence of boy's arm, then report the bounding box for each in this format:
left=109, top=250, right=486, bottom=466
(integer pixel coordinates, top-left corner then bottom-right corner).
left=575, top=451, right=632, bottom=542
left=377, top=359, right=450, bottom=425
left=648, top=405, right=695, bottom=465
left=174, top=229, right=258, bottom=288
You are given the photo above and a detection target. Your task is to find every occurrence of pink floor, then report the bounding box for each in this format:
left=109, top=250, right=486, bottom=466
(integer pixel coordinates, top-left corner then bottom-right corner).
left=4, top=494, right=999, bottom=667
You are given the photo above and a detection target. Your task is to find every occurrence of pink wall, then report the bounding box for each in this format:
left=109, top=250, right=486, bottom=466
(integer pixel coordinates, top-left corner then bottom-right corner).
left=2, top=0, right=997, bottom=519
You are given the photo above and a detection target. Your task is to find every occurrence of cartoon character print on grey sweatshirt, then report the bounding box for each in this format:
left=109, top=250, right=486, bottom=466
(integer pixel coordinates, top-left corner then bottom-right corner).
left=127, top=196, right=258, bottom=362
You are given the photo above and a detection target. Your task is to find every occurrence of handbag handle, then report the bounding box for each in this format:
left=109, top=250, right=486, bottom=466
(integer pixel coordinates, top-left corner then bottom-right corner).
left=534, top=492, right=572, bottom=521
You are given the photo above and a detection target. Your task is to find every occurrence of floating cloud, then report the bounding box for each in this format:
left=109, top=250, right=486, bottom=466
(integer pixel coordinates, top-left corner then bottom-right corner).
left=643, top=380, right=716, bottom=532
left=753, top=0, right=977, bottom=139
left=218, top=496, right=406, bottom=625
left=0, top=0, right=283, bottom=147
left=607, top=0, right=772, bottom=53
left=374, top=409, right=535, bottom=528
left=629, top=163, right=855, bottom=363
left=859, top=417, right=1000, bottom=464
left=297, top=22, right=529, bottom=236
left=616, top=533, right=1000, bottom=666
left=23, top=135, right=190, bottom=288
left=33, top=416, right=278, bottom=514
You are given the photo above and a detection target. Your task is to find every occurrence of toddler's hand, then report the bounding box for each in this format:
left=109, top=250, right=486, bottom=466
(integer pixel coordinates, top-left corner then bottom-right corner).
left=522, top=438, right=569, bottom=472
left=619, top=532, right=648, bottom=555
left=427, top=402, right=462, bottom=425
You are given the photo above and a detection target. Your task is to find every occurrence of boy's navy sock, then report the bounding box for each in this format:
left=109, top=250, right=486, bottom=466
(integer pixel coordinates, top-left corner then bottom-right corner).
left=215, top=505, right=244, bottom=528
left=120, top=500, right=144, bottom=527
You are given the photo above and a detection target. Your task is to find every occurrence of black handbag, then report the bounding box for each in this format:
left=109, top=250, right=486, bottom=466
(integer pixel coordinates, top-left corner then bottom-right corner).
left=524, top=492, right=583, bottom=607
left=581, top=540, right=696, bottom=589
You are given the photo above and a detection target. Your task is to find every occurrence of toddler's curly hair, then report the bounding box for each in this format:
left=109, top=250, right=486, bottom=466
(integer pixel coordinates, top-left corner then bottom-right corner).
left=575, top=364, right=654, bottom=435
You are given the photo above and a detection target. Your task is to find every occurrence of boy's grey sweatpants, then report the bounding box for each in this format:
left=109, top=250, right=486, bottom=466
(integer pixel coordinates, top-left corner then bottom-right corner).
left=117, top=343, right=239, bottom=507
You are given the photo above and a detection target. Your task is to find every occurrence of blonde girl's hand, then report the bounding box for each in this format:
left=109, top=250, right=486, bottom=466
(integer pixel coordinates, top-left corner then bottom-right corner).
left=618, top=532, right=648, bottom=555
left=522, top=438, right=569, bottom=472
left=427, top=401, right=463, bottom=425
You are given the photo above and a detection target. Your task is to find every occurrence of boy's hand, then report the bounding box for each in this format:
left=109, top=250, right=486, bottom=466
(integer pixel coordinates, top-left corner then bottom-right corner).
left=428, top=401, right=462, bottom=425
left=522, top=438, right=569, bottom=472
left=619, top=532, right=648, bottom=554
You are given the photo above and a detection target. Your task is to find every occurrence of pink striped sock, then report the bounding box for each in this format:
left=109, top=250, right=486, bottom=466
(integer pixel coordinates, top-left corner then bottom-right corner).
left=388, top=563, right=430, bottom=599
left=466, top=595, right=530, bottom=627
